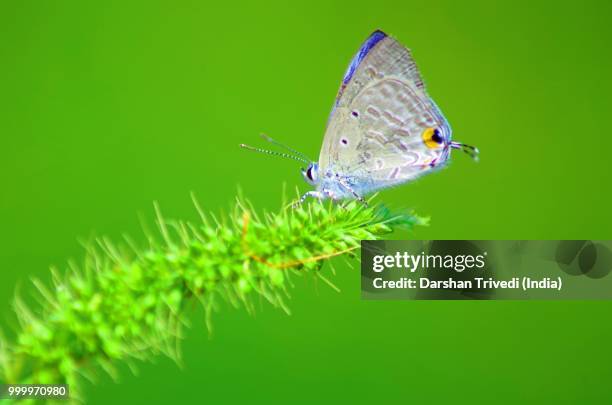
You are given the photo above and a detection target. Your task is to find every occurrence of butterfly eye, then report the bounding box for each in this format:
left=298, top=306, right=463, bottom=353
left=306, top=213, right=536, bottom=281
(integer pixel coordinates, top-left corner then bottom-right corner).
left=422, top=127, right=444, bottom=149
left=306, top=166, right=314, bottom=181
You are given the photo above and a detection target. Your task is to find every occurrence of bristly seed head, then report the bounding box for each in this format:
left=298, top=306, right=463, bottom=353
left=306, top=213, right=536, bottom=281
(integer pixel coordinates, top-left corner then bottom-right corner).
left=0, top=192, right=424, bottom=397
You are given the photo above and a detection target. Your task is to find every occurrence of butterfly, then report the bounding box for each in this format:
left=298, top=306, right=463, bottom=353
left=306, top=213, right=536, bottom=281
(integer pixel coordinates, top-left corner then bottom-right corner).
left=242, top=30, right=478, bottom=205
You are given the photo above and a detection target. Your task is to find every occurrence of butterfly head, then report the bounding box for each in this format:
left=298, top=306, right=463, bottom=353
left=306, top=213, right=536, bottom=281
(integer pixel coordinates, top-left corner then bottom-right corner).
left=301, top=162, right=320, bottom=186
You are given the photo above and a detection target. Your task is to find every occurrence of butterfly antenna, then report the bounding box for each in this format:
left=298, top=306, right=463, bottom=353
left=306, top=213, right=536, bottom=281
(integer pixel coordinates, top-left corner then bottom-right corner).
left=451, top=141, right=479, bottom=161
left=240, top=143, right=310, bottom=164
left=260, top=133, right=313, bottom=162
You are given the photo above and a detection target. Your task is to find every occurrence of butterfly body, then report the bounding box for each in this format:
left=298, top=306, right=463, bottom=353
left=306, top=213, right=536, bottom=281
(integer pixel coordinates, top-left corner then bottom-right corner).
left=242, top=30, right=477, bottom=204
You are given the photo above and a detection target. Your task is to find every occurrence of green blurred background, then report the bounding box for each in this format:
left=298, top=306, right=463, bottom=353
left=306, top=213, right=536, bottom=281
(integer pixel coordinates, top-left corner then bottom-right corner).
left=1, top=0, right=611, bottom=403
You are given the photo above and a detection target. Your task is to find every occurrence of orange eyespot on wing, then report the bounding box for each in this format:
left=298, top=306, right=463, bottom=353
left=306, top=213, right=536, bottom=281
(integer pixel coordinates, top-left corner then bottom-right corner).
left=422, top=127, right=444, bottom=149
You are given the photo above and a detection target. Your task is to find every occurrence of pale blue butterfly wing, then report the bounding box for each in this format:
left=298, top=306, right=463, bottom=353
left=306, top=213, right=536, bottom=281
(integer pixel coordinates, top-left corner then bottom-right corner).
left=318, top=30, right=453, bottom=196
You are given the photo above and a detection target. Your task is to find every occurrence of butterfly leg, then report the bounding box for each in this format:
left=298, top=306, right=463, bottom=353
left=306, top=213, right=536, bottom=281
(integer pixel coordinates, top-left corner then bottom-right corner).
left=337, top=179, right=368, bottom=207
left=292, top=189, right=340, bottom=208
left=292, top=191, right=324, bottom=208
left=352, top=192, right=368, bottom=207
left=322, top=189, right=336, bottom=200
